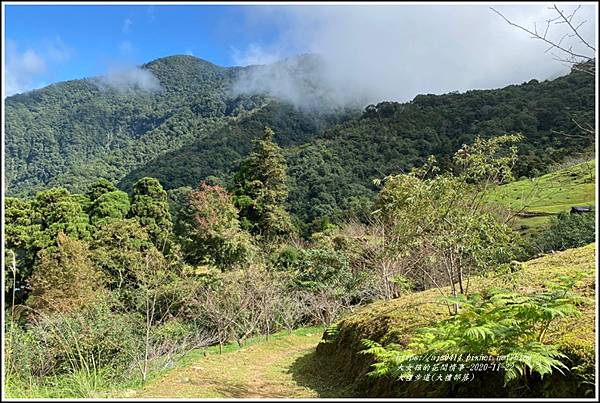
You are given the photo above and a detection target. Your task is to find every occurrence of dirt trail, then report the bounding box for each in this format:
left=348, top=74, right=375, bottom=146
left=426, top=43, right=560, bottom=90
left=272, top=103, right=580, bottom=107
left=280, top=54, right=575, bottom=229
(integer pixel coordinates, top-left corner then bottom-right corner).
left=124, top=330, right=334, bottom=398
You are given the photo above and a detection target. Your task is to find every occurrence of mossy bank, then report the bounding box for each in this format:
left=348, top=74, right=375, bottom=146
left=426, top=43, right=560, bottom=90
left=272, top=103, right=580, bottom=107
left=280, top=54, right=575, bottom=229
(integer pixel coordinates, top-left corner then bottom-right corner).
left=316, top=243, right=596, bottom=398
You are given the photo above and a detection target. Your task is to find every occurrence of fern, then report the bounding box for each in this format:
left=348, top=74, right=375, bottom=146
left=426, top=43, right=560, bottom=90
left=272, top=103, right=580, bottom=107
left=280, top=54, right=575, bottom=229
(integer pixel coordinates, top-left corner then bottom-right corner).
left=362, top=273, right=587, bottom=386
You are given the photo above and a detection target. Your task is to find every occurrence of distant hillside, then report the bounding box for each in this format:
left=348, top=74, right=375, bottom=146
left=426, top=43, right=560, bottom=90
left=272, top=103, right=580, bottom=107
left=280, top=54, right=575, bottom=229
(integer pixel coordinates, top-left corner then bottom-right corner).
left=4, top=55, right=266, bottom=196
left=118, top=68, right=595, bottom=226
left=5, top=54, right=595, bottom=228
left=487, top=160, right=596, bottom=233
left=315, top=243, right=596, bottom=397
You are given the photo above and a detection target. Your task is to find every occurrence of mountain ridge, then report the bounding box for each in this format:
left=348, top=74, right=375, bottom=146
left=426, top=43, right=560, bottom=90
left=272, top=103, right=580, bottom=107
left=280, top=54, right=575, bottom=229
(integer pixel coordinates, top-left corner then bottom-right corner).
left=5, top=54, right=595, bottom=229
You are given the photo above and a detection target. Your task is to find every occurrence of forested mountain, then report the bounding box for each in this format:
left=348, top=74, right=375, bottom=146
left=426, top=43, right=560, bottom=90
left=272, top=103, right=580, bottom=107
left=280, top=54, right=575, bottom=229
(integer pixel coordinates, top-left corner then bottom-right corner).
left=5, top=55, right=595, bottom=229
left=5, top=55, right=271, bottom=196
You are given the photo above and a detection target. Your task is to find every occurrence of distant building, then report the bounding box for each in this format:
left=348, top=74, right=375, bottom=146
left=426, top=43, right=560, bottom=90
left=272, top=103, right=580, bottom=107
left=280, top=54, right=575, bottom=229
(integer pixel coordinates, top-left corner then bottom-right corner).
left=570, top=206, right=594, bottom=214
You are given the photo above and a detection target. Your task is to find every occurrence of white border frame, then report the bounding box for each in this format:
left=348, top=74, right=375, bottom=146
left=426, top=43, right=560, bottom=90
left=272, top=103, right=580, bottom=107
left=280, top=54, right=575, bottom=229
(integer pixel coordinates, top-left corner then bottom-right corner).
left=1, top=1, right=598, bottom=401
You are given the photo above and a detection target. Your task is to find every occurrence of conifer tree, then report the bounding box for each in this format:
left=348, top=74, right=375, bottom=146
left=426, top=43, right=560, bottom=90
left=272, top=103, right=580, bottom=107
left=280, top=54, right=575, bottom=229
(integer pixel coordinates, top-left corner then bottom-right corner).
left=233, top=127, right=295, bottom=240
left=129, top=177, right=173, bottom=251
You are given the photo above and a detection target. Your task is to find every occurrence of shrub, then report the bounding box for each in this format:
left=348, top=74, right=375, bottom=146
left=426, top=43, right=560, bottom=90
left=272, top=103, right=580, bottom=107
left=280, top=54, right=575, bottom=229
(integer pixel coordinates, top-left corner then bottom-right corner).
left=27, top=233, right=106, bottom=313
left=5, top=298, right=144, bottom=382
left=535, top=212, right=595, bottom=253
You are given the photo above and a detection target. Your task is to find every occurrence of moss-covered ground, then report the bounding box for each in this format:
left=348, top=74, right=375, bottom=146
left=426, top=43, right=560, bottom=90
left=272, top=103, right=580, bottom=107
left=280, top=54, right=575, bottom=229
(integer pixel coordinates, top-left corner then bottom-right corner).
left=316, top=243, right=596, bottom=397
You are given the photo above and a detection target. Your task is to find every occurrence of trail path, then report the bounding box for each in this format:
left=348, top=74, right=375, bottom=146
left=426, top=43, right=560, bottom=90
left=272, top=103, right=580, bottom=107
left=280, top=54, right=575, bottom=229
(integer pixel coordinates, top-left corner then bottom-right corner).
left=122, top=330, right=350, bottom=398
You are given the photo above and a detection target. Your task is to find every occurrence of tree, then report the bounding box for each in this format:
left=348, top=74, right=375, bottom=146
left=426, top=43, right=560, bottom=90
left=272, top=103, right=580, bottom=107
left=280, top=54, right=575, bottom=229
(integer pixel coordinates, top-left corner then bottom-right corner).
left=86, top=178, right=118, bottom=202
left=33, top=187, right=91, bottom=249
left=233, top=127, right=295, bottom=241
left=4, top=197, right=40, bottom=301
left=129, top=177, right=173, bottom=252
left=195, top=273, right=245, bottom=354
left=27, top=233, right=105, bottom=314
left=127, top=246, right=170, bottom=382
left=373, top=135, right=522, bottom=314
left=176, top=182, right=255, bottom=270
left=286, top=247, right=362, bottom=326
left=90, top=218, right=155, bottom=290
left=275, top=289, right=308, bottom=334
left=89, top=190, right=131, bottom=227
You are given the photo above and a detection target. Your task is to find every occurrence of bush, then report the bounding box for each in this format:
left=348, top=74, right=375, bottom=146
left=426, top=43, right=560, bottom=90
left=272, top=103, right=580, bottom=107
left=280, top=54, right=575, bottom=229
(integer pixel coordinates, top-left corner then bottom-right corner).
left=535, top=212, right=595, bottom=253
left=5, top=298, right=144, bottom=382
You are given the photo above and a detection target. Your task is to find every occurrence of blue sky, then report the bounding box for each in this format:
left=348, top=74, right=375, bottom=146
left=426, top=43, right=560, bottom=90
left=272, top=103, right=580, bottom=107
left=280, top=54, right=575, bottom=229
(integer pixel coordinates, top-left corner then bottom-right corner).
left=5, top=4, right=302, bottom=95
left=4, top=3, right=597, bottom=101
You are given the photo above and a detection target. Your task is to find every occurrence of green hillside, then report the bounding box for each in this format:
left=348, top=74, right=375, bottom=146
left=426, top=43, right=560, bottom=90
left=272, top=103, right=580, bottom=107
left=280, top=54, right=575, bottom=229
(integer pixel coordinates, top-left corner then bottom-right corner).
left=315, top=243, right=596, bottom=398
left=4, top=55, right=595, bottom=229
left=4, top=55, right=270, bottom=196
left=487, top=160, right=595, bottom=232
left=120, top=67, right=594, bottom=227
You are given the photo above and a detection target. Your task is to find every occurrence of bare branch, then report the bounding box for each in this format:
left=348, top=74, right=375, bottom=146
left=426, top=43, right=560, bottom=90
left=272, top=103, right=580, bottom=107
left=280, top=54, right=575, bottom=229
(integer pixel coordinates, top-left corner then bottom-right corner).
left=552, top=4, right=595, bottom=51
left=490, top=6, right=593, bottom=60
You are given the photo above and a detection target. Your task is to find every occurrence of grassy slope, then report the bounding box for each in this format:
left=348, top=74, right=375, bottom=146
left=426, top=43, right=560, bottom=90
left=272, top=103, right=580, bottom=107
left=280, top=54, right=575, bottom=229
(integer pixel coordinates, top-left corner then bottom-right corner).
left=486, top=160, right=595, bottom=233
left=316, top=243, right=596, bottom=397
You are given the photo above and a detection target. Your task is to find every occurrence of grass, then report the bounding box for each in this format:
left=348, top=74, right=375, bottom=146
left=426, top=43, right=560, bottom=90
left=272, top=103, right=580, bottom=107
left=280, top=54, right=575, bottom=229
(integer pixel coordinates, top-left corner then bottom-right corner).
left=4, top=326, right=329, bottom=399
left=112, top=326, right=354, bottom=398
left=4, top=368, right=115, bottom=399
left=486, top=160, right=595, bottom=233
left=317, top=243, right=596, bottom=397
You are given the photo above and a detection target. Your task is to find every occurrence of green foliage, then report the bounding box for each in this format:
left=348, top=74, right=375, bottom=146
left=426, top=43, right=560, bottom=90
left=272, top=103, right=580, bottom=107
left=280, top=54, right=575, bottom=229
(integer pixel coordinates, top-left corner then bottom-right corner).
left=33, top=188, right=91, bottom=248
left=453, top=133, right=523, bottom=185
left=373, top=136, right=520, bottom=296
left=129, top=177, right=173, bottom=250
left=90, top=218, right=155, bottom=290
left=4, top=197, right=39, bottom=291
left=362, top=273, right=587, bottom=386
left=271, top=245, right=301, bottom=270
left=288, top=248, right=351, bottom=290
left=89, top=190, right=130, bottom=227
left=5, top=299, right=144, bottom=382
left=166, top=186, right=193, bottom=226
left=233, top=127, right=295, bottom=240
left=86, top=179, right=118, bottom=201
left=534, top=212, right=595, bottom=253
left=176, top=182, right=255, bottom=270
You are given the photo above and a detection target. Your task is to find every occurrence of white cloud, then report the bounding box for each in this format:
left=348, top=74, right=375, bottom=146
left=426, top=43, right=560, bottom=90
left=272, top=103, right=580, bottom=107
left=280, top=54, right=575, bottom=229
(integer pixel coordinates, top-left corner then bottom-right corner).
left=185, top=49, right=194, bottom=56
left=5, top=37, right=74, bottom=97
left=5, top=40, right=47, bottom=96
left=232, top=43, right=281, bottom=66
left=44, top=36, right=73, bottom=62
left=232, top=4, right=596, bottom=108
left=94, top=65, right=162, bottom=93
left=122, top=18, right=133, bottom=34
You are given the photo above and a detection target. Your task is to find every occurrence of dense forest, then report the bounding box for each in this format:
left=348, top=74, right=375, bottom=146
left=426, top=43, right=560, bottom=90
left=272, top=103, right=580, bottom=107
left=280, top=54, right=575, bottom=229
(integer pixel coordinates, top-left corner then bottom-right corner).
left=5, top=55, right=595, bottom=232
left=4, top=53, right=596, bottom=398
